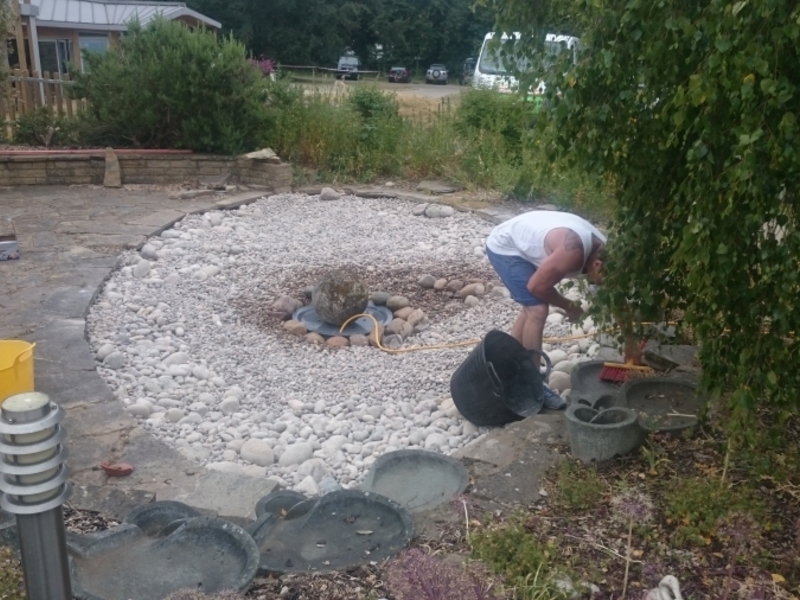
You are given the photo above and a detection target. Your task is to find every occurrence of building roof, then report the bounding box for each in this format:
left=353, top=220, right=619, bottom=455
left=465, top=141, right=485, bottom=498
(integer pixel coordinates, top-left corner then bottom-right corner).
left=30, top=0, right=221, bottom=31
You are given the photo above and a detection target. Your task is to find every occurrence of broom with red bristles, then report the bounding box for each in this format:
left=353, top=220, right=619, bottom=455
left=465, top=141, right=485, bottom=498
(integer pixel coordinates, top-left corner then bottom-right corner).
left=599, top=339, right=654, bottom=383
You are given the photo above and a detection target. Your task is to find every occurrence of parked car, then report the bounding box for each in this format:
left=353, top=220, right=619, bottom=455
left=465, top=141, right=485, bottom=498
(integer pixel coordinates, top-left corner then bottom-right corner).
left=388, top=66, right=410, bottom=83
left=425, top=63, right=448, bottom=85
left=336, top=55, right=361, bottom=80
left=459, top=57, right=477, bottom=86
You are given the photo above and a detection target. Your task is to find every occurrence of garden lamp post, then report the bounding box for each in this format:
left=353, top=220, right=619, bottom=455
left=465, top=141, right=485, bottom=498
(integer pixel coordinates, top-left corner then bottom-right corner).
left=0, top=392, right=72, bottom=600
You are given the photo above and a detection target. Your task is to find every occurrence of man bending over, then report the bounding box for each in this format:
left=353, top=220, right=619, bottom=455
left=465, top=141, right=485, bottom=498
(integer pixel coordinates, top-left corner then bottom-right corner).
left=486, top=210, right=606, bottom=409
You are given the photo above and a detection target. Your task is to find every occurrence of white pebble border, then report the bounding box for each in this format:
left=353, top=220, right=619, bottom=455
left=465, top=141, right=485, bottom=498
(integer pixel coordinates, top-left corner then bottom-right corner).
left=86, top=193, right=601, bottom=495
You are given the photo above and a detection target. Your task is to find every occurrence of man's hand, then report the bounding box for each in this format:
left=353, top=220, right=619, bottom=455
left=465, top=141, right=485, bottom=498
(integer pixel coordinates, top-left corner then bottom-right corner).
left=564, top=302, right=583, bottom=322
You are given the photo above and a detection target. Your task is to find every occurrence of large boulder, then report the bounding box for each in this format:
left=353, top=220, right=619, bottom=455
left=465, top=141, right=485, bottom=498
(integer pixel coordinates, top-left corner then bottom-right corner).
left=312, top=268, right=369, bottom=326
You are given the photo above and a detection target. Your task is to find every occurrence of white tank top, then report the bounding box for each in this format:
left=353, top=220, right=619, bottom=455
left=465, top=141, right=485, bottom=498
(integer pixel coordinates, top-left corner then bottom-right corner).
left=486, top=211, right=607, bottom=276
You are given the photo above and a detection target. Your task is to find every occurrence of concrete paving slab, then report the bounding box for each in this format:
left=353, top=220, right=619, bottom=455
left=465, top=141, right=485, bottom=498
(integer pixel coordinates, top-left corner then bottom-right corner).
left=27, top=318, right=97, bottom=369
left=79, top=234, right=146, bottom=248
left=41, top=288, right=97, bottom=318
left=473, top=206, right=522, bottom=224
left=34, top=364, right=115, bottom=406
left=156, top=470, right=278, bottom=521
left=55, top=220, right=156, bottom=236
left=453, top=413, right=566, bottom=506
left=70, top=484, right=156, bottom=522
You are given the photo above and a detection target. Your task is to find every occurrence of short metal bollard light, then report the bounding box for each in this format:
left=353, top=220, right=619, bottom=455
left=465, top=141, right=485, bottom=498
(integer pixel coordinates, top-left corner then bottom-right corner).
left=0, top=392, right=72, bottom=600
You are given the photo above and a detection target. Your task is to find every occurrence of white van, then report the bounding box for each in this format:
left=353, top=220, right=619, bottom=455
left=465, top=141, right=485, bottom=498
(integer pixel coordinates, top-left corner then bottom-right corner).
left=336, top=55, right=362, bottom=80
left=473, top=32, right=579, bottom=93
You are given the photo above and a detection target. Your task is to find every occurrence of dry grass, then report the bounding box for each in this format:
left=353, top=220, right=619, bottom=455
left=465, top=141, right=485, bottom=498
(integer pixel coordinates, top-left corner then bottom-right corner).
left=395, top=92, right=459, bottom=120
left=296, top=78, right=461, bottom=122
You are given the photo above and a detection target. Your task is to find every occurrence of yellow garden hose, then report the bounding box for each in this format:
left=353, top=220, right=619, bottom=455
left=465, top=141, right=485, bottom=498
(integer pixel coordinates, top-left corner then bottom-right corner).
left=338, top=312, right=606, bottom=354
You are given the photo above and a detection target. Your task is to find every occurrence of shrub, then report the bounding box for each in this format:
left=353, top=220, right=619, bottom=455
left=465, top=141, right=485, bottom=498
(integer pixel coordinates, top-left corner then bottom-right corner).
left=265, top=86, right=405, bottom=180
left=386, top=548, right=500, bottom=600
left=471, top=514, right=551, bottom=583
left=551, top=460, right=605, bottom=512
left=663, top=477, right=770, bottom=547
left=0, top=547, right=24, bottom=600
left=13, top=108, right=86, bottom=147
left=346, top=86, right=399, bottom=121
left=454, top=89, right=531, bottom=159
left=71, top=18, right=271, bottom=154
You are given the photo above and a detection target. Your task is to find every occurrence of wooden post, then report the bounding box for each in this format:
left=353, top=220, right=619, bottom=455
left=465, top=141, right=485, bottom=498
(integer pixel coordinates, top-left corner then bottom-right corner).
left=16, top=69, right=29, bottom=116
left=13, top=0, right=29, bottom=71
left=31, top=70, right=41, bottom=110
left=62, top=73, right=73, bottom=117
left=73, top=30, right=82, bottom=71
left=43, top=71, right=53, bottom=110
left=7, top=76, right=18, bottom=127
left=53, top=72, right=64, bottom=115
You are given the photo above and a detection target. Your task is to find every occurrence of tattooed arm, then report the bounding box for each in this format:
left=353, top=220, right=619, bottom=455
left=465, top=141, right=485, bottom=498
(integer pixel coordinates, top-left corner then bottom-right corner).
left=527, top=228, right=585, bottom=318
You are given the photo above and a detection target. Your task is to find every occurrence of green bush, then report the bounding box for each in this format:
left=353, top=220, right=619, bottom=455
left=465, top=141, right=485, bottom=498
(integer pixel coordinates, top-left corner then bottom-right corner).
left=346, top=86, right=399, bottom=121
left=471, top=514, right=568, bottom=599
left=71, top=18, right=271, bottom=154
left=0, top=547, right=24, bottom=600
left=454, top=89, right=531, bottom=159
left=13, top=108, right=86, bottom=147
left=664, top=477, right=770, bottom=547
left=265, top=86, right=405, bottom=180
left=551, top=460, right=605, bottom=512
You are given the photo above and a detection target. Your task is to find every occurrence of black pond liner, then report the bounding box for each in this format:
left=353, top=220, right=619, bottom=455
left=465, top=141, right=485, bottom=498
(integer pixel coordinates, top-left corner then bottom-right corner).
left=450, top=329, right=551, bottom=427
left=123, top=500, right=201, bottom=537
left=292, top=302, right=393, bottom=337
left=569, top=360, right=625, bottom=406
left=247, top=489, right=414, bottom=574
left=69, top=517, right=259, bottom=600
left=359, top=449, right=469, bottom=513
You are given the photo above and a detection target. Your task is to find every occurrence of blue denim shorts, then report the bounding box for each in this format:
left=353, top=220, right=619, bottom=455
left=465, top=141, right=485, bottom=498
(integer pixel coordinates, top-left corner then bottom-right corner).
left=486, top=247, right=545, bottom=307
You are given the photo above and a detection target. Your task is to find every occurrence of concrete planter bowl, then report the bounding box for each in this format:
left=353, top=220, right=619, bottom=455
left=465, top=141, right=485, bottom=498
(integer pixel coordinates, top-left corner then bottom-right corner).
left=621, top=377, right=703, bottom=434
left=569, top=360, right=625, bottom=406
left=565, top=405, right=647, bottom=463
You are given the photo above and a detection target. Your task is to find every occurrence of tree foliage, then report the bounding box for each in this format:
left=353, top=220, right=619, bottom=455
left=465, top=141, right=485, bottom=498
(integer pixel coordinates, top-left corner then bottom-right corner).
left=71, top=18, right=271, bottom=154
left=0, top=0, right=12, bottom=86
left=490, top=0, right=800, bottom=427
left=186, top=0, right=493, bottom=72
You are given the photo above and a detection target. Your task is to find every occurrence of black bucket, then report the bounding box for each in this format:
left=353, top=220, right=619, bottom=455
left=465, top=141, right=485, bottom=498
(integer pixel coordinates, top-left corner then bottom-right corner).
left=450, top=330, right=552, bottom=427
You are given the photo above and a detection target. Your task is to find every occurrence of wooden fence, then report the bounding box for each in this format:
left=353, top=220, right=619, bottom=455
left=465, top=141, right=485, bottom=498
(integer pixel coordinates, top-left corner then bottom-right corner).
left=1, top=70, right=86, bottom=138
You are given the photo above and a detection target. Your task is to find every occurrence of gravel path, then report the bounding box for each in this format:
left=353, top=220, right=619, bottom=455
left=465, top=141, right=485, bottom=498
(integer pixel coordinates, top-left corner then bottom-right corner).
left=86, top=193, right=596, bottom=494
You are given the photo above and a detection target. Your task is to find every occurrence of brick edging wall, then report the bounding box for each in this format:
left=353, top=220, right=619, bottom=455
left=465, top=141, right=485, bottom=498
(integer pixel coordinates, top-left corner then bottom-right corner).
left=0, top=153, right=293, bottom=191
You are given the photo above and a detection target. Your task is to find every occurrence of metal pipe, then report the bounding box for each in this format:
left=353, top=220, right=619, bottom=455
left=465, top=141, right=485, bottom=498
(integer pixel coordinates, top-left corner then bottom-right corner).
left=0, top=392, right=72, bottom=600
left=17, top=507, right=72, bottom=600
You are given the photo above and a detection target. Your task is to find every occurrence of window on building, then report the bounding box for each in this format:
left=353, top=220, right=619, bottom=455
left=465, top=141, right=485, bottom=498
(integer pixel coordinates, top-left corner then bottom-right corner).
left=38, top=39, right=73, bottom=75
left=78, top=35, right=110, bottom=71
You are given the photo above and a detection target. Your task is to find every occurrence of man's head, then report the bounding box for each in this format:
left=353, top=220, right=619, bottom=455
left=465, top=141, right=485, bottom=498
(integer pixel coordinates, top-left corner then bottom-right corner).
left=583, top=242, right=606, bottom=284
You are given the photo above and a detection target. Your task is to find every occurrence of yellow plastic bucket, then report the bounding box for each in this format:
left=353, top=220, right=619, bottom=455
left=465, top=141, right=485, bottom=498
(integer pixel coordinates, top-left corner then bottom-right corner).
left=0, top=341, right=35, bottom=402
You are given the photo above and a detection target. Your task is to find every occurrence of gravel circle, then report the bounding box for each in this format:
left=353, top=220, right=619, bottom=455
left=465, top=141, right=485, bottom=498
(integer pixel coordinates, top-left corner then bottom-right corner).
left=86, top=193, right=596, bottom=493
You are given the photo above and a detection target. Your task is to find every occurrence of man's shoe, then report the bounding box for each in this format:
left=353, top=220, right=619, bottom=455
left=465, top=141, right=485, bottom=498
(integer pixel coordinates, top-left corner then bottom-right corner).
left=542, top=385, right=567, bottom=410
